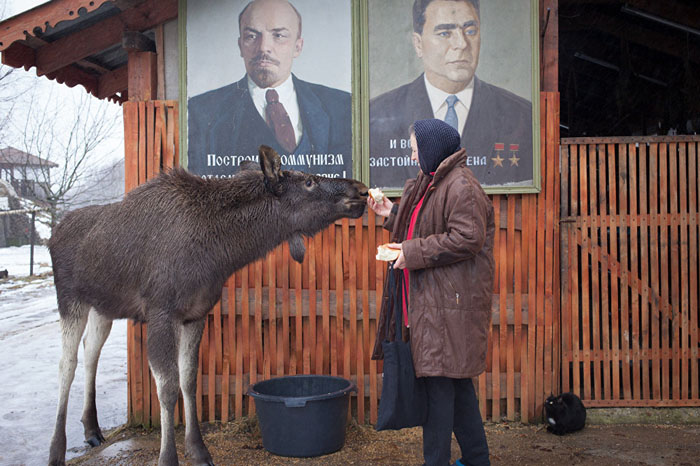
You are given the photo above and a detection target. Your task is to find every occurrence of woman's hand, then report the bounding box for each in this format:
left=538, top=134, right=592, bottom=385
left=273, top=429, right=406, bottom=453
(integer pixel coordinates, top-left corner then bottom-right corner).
left=367, top=195, right=393, bottom=217
left=387, top=243, right=406, bottom=269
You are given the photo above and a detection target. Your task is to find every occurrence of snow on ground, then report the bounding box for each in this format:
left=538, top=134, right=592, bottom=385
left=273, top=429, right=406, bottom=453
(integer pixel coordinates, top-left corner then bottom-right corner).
left=0, top=246, right=127, bottom=466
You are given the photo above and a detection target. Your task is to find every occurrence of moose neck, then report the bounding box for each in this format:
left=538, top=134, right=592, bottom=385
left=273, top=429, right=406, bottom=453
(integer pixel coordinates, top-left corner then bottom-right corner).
left=206, top=177, right=292, bottom=276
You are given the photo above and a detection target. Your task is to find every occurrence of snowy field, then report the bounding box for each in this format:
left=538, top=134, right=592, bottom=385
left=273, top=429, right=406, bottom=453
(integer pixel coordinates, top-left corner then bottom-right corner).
left=0, top=245, right=127, bottom=466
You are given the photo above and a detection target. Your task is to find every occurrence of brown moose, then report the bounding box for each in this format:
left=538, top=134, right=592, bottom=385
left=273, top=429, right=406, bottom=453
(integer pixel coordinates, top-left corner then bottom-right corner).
left=47, top=146, right=368, bottom=465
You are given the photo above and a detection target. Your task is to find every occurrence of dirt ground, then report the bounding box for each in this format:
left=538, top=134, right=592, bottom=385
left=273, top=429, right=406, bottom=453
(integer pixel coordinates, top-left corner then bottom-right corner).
left=67, top=418, right=700, bottom=466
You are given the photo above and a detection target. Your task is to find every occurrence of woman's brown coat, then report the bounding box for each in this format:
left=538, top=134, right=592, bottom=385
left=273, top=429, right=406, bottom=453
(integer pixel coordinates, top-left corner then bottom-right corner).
left=372, top=149, right=495, bottom=378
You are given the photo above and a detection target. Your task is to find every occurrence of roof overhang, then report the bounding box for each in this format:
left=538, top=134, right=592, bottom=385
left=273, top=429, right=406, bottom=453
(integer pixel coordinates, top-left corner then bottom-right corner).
left=0, top=0, right=177, bottom=103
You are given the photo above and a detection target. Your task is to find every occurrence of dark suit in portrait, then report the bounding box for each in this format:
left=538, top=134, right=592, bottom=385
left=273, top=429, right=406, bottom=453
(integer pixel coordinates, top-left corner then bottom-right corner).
left=369, top=75, right=532, bottom=188
left=188, top=74, right=352, bottom=177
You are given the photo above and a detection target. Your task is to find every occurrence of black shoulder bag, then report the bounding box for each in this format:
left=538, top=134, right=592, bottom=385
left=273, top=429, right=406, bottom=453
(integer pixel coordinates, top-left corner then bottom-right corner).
left=375, top=264, right=427, bottom=431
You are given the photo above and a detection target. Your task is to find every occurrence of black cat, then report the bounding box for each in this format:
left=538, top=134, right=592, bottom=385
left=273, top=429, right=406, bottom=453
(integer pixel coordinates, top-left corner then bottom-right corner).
left=544, top=392, right=586, bottom=435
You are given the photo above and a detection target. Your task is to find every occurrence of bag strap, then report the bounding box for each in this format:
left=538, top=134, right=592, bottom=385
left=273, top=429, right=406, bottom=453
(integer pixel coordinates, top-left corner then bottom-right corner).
left=383, top=263, right=405, bottom=342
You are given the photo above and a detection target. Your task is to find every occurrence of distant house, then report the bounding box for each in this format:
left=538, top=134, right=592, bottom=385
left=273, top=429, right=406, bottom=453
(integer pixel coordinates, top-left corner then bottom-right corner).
left=0, top=147, right=58, bottom=201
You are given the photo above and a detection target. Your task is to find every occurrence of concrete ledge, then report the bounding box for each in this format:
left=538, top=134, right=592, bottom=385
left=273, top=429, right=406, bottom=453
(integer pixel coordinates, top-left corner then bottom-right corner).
left=587, top=407, right=700, bottom=424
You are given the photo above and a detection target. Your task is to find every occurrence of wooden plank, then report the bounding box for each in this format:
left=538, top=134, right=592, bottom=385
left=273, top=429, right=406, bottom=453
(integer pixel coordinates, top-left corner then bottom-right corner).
left=132, top=323, right=144, bottom=425
left=589, top=143, right=601, bottom=401
left=294, top=253, right=303, bottom=376
left=619, top=143, right=632, bottom=401
left=689, top=142, right=699, bottom=401
left=527, top=193, right=537, bottom=417
left=267, top=252, right=277, bottom=376
left=659, top=142, right=670, bottom=401
left=628, top=143, right=641, bottom=401
left=137, top=102, right=146, bottom=184
left=281, top=244, right=290, bottom=375
left=597, top=143, right=611, bottom=401
left=355, top=216, right=365, bottom=424
left=196, top=319, right=204, bottom=422
left=553, top=93, right=562, bottom=399
left=678, top=143, right=689, bottom=400
left=322, top=229, right=331, bottom=375
left=545, top=93, right=559, bottom=398
left=493, top=195, right=502, bottom=420
left=335, top=225, right=344, bottom=377
left=560, top=146, right=571, bottom=395
left=501, top=196, right=516, bottom=421
left=638, top=142, right=650, bottom=400
left=309, top=234, right=318, bottom=373
left=123, top=103, right=139, bottom=193
left=208, top=313, right=216, bottom=422
left=649, top=143, right=661, bottom=401
left=169, top=102, right=178, bottom=168
left=368, top=211, right=378, bottom=423
left=579, top=144, right=591, bottom=401
left=153, top=103, right=165, bottom=172
left=145, top=101, right=154, bottom=180
left=342, top=219, right=351, bottom=384
left=520, top=196, right=529, bottom=423
left=669, top=142, right=680, bottom=401
left=607, top=143, right=620, bottom=400
left=241, top=265, right=253, bottom=414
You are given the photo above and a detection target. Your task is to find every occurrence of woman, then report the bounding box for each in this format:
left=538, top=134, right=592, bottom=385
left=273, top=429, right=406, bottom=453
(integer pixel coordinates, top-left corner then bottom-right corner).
left=369, top=119, right=494, bottom=466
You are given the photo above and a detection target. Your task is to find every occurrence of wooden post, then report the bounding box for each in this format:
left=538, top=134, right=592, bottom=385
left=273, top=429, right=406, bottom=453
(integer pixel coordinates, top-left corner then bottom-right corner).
left=124, top=31, right=157, bottom=102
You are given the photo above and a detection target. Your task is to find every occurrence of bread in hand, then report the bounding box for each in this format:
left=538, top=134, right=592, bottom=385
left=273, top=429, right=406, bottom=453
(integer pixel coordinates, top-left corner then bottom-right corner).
left=376, top=244, right=401, bottom=261
left=369, top=188, right=385, bottom=203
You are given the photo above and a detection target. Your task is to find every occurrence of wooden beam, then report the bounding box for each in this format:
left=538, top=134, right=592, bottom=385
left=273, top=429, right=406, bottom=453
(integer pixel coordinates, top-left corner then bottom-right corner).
left=625, top=0, right=700, bottom=31
left=98, top=64, right=128, bottom=99
left=46, top=64, right=99, bottom=97
left=540, top=0, right=559, bottom=92
left=127, top=50, right=157, bottom=101
left=1, top=42, right=35, bottom=69
left=0, top=0, right=108, bottom=52
left=122, top=31, right=156, bottom=53
left=564, top=12, right=700, bottom=65
left=33, top=0, right=177, bottom=76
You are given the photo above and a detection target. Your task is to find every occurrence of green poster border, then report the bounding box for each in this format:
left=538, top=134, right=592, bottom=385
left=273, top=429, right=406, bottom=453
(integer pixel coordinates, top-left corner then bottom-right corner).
left=178, top=0, right=540, bottom=194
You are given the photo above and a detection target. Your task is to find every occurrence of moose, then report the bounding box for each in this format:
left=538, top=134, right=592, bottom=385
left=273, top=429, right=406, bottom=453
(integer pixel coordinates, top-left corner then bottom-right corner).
left=47, top=146, right=368, bottom=465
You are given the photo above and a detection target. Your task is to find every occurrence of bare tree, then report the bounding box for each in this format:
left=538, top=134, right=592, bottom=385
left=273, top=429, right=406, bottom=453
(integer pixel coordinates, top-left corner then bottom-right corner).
left=0, top=0, right=34, bottom=140
left=16, top=88, right=122, bottom=225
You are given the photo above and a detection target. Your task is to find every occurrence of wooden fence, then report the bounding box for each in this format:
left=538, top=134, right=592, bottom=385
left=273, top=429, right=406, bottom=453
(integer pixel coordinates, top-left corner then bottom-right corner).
left=124, top=93, right=562, bottom=427
left=561, top=137, right=700, bottom=407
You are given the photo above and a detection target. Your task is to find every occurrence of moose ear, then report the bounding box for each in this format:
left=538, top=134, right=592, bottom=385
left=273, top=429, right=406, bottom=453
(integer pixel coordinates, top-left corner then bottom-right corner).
left=258, top=145, right=282, bottom=191
left=288, top=234, right=306, bottom=264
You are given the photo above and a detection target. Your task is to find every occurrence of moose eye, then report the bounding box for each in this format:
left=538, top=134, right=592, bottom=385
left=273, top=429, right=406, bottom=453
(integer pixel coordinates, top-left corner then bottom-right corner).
left=305, top=179, right=313, bottom=188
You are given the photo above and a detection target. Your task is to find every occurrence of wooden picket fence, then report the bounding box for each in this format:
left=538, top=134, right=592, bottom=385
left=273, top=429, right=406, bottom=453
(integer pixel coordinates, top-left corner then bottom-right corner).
left=560, top=137, right=700, bottom=407
left=123, top=93, right=562, bottom=427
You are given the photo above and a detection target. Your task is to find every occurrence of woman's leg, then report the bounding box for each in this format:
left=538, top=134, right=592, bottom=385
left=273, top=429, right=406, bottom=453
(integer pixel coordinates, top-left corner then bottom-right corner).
left=453, top=378, right=490, bottom=466
left=422, top=376, right=455, bottom=466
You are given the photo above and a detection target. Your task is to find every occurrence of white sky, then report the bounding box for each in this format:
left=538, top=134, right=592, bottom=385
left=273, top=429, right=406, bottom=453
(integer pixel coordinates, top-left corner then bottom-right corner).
left=2, top=0, right=125, bottom=172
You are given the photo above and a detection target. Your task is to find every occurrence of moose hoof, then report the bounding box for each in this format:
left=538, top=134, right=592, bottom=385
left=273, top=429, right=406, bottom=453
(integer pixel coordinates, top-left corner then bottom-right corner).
left=48, top=460, right=66, bottom=466
left=85, top=434, right=104, bottom=447
left=85, top=428, right=105, bottom=447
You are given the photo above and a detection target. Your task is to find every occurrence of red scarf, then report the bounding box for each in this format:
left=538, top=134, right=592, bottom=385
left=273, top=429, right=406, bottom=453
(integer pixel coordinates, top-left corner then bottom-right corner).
left=401, top=175, right=434, bottom=327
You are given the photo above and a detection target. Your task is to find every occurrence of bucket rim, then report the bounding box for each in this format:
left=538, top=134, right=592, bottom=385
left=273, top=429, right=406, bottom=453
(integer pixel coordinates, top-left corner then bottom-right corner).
left=247, top=375, right=357, bottom=404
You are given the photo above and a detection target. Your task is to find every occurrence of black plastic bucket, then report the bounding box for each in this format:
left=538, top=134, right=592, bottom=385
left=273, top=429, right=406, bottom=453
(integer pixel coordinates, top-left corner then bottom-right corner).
left=248, top=375, right=356, bottom=457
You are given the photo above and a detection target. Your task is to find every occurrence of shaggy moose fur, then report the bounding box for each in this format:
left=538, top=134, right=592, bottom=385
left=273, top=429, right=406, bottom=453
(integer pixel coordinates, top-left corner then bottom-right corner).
left=47, top=146, right=367, bottom=466
left=544, top=392, right=587, bottom=435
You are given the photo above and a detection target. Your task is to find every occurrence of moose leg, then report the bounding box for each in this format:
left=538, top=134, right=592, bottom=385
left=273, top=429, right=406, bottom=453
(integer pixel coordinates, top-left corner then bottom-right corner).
left=148, top=319, right=182, bottom=466
left=49, top=305, right=89, bottom=466
left=178, top=318, right=214, bottom=465
left=80, top=310, right=113, bottom=447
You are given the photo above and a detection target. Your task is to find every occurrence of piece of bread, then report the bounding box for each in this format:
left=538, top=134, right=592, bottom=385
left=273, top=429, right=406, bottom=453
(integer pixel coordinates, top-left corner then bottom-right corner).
left=376, top=244, right=401, bottom=261
left=369, top=188, right=385, bottom=203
